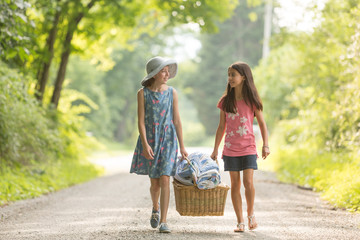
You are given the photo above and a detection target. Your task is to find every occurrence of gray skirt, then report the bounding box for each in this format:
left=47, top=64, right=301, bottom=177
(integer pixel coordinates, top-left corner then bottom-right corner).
left=223, top=154, right=258, bottom=171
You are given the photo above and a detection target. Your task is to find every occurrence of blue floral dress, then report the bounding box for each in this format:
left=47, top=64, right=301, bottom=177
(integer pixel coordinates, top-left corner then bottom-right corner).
left=130, top=87, right=178, bottom=178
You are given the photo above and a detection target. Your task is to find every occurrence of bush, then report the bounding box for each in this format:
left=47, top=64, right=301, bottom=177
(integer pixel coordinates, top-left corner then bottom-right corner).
left=271, top=146, right=360, bottom=212
left=0, top=62, right=61, bottom=164
left=0, top=62, right=103, bottom=205
left=256, top=0, right=360, bottom=212
left=264, top=124, right=360, bottom=212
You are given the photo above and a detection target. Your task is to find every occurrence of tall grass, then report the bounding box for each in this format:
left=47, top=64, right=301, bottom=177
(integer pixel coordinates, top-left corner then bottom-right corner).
left=260, top=132, right=360, bottom=212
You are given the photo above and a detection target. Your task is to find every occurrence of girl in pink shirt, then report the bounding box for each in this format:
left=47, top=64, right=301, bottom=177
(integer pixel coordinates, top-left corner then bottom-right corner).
left=211, top=62, right=270, bottom=232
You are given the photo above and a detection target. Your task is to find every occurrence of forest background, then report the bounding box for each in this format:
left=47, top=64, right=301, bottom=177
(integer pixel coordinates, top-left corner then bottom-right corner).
left=0, top=0, right=359, bottom=212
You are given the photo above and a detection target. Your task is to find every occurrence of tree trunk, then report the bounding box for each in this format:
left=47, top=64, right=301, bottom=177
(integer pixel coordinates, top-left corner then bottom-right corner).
left=35, top=10, right=61, bottom=102
left=50, top=28, right=73, bottom=108
left=50, top=0, right=97, bottom=108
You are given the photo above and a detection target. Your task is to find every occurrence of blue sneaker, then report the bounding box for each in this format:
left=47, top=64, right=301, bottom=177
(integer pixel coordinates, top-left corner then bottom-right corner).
left=150, top=208, right=159, bottom=228
left=159, top=223, right=171, bottom=233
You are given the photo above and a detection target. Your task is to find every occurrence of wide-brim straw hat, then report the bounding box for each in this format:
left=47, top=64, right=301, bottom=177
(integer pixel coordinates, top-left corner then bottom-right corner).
left=141, top=56, right=178, bottom=86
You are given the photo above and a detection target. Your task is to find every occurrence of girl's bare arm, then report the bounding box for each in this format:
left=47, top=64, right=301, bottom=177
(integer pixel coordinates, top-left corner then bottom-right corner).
left=211, top=109, right=226, bottom=160
left=254, top=108, right=270, bottom=159
left=172, top=88, right=188, bottom=158
left=137, top=89, right=154, bottom=159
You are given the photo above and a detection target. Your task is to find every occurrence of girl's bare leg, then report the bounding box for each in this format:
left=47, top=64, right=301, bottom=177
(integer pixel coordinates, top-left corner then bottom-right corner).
left=243, top=169, right=257, bottom=229
left=150, top=178, right=160, bottom=211
left=159, top=175, right=170, bottom=223
left=229, top=171, right=244, bottom=225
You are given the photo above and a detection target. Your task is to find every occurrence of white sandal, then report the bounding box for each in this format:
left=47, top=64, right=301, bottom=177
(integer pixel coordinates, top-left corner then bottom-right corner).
left=248, top=215, right=258, bottom=230
left=234, top=222, right=245, bottom=232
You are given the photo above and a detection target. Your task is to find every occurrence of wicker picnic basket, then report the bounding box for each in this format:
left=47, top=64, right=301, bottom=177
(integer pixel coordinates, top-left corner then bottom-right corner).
left=173, top=157, right=230, bottom=216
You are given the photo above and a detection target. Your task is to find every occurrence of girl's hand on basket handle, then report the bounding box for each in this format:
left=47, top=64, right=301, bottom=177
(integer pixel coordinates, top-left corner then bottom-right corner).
left=180, top=147, right=188, bottom=160
left=142, top=144, right=154, bottom=160
left=210, top=150, right=217, bottom=161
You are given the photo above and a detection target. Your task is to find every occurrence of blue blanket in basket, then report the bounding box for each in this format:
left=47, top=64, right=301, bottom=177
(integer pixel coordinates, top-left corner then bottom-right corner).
left=174, top=152, right=221, bottom=189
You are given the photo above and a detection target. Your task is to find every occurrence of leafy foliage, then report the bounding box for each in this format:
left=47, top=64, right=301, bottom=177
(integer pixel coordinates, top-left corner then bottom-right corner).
left=0, top=0, right=243, bottom=205
left=0, top=157, right=102, bottom=206
left=268, top=139, right=360, bottom=211
left=0, top=61, right=60, bottom=163
left=183, top=0, right=266, bottom=135
left=256, top=0, right=360, bottom=211
left=254, top=43, right=301, bottom=131
left=0, top=0, right=33, bottom=66
left=65, top=56, right=110, bottom=138
left=0, top=61, right=102, bottom=205
left=156, top=0, right=238, bottom=33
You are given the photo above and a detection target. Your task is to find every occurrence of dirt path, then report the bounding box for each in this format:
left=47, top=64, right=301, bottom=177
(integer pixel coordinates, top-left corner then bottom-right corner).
left=1, top=147, right=359, bottom=240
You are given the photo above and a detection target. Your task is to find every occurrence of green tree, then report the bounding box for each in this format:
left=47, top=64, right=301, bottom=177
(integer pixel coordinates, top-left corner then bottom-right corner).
left=254, top=0, right=360, bottom=211
left=65, top=56, right=110, bottom=138
left=282, top=0, right=360, bottom=152
left=184, top=0, right=266, bottom=135
left=255, top=0, right=360, bottom=151
left=26, top=0, right=238, bottom=108
left=33, top=0, right=63, bottom=102
left=0, top=0, right=33, bottom=66
left=95, top=32, right=174, bottom=142
left=253, top=41, right=301, bottom=131
left=65, top=29, right=180, bottom=141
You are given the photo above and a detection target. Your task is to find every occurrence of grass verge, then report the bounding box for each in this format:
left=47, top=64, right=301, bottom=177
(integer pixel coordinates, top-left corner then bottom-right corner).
left=261, top=143, right=360, bottom=212
left=0, top=159, right=103, bottom=206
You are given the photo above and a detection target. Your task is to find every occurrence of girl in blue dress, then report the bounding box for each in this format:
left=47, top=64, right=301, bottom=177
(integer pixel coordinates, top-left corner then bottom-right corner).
left=130, top=56, right=188, bottom=233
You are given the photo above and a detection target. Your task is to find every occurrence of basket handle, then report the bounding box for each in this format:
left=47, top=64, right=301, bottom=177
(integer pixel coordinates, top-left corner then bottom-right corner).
left=184, top=156, right=219, bottom=166
left=184, top=156, right=197, bottom=187
left=183, top=156, right=220, bottom=187
left=214, top=157, right=219, bottom=166
left=184, top=156, right=191, bottom=165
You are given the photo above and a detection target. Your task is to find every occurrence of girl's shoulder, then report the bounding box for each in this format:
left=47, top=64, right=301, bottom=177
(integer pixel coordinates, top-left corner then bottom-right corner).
left=137, top=88, right=144, bottom=95
left=217, top=96, right=225, bottom=109
left=169, top=86, right=177, bottom=98
left=219, top=96, right=225, bottom=103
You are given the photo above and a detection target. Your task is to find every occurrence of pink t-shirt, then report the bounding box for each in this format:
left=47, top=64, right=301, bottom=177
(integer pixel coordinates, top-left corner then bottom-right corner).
left=217, top=99, right=257, bottom=157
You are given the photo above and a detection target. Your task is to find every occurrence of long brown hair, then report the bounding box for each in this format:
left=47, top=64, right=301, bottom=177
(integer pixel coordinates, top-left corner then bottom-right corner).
left=220, top=62, right=263, bottom=113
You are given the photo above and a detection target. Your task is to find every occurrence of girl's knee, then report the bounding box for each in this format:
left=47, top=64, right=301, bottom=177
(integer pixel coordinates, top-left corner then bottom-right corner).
left=231, top=180, right=242, bottom=190
left=150, top=183, right=160, bottom=192
left=243, top=179, right=254, bottom=189
left=150, top=178, right=161, bottom=190
left=159, top=175, right=170, bottom=188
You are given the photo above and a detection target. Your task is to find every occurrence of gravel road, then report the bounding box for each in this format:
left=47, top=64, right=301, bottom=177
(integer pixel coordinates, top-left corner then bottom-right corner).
left=1, top=147, right=359, bottom=240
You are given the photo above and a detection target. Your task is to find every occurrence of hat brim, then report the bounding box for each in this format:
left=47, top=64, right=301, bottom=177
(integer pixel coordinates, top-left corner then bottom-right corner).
left=141, top=59, right=178, bottom=86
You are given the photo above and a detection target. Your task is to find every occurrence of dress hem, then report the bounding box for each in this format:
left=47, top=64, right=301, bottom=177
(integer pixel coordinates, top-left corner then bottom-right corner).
left=130, top=171, right=175, bottom=178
